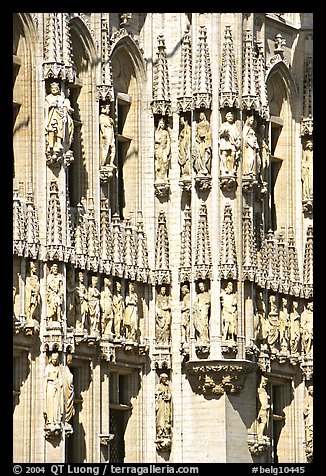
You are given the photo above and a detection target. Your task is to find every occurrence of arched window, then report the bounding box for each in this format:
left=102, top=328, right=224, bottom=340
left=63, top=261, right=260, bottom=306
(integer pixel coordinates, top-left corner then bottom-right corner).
left=266, top=64, right=297, bottom=232
left=110, top=36, right=146, bottom=220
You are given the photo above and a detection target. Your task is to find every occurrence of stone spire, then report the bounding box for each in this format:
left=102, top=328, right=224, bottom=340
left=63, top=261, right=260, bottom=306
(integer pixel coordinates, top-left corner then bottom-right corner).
left=242, top=206, right=257, bottom=281
left=256, top=40, right=270, bottom=120
left=25, top=184, right=40, bottom=260
left=277, top=227, right=289, bottom=294
left=62, top=13, right=76, bottom=83
left=151, top=35, right=171, bottom=116
left=287, top=226, right=301, bottom=297
left=13, top=188, right=25, bottom=257
left=265, top=230, right=279, bottom=292
left=43, top=13, right=65, bottom=79
left=97, top=17, right=114, bottom=102
left=124, top=217, right=137, bottom=281
left=111, top=213, right=124, bottom=278
left=75, top=200, right=87, bottom=270
left=195, top=204, right=212, bottom=280
left=219, top=25, right=240, bottom=109
left=177, top=29, right=193, bottom=112
left=303, top=225, right=313, bottom=299
left=301, top=56, right=313, bottom=136
left=46, top=180, right=64, bottom=261
left=219, top=203, right=237, bottom=280
left=154, top=211, right=171, bottom=284
left=179, top=206, right=192, bottom=282
left=136, top=211, right=150, bottom=283
left=194, top=26, right=212, bottom=110
left=99, top=198, right=112, bottom=275
left=242, top=29, right=260, bottom=112
left=86, top=198, right=100, bottom=272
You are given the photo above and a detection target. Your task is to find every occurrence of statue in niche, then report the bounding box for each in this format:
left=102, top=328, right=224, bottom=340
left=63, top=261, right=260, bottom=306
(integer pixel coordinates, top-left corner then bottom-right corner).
left=64, top=354, right=75, bottom=427
left=290, top=300, right=301, bottom=355
left=112, top=281, right=125, bottom=339
left=44, top=352, right=63, bottom=428
left=124, top=281, right=139, bottom=341
left=303, top=384, right=313, bottom=460
left=99, top=103, right=116, bottom=168
left=45, top=81, right=74, bottom=163
left=66, top=268, right=76, bottom=328
left=242, top=115, right=259, bottom=177
left=193, top=111, right=212, bottom=176
left=25, top=261, right=40, bottom=323
left=75, top=271, right=88, bottom=332
left=155, top=285, right=172, bottom=345
left=218, top=111, right=241, bottom=176
left=279, top=297, right=289, bottom=353
left=155, top=373, right=173, bottom=440
left=154, top=117, right=171, bottom=182
left=256, top=375, right=270, bottom=442
left=178, top=116, right=191, bottom=178
left=180, top=284, right=190, bottom=344
left=267, top=294, right=279, bottom=353
left=46, top=263, right=64, bottom=324
left=220, top=281, right=238, bottom=342
left=193, top=281, right=210, bottom=344
left=254, top=290, right=268, bottom=349
left=100, top=277, right=114, bottom=337
left=301, top=301, right=313, bottom=358
left=259, top=123, right=270, bottom=186
left=301, top=139, right=313, bottom=201
left=88, top=275, right=101, bottom=334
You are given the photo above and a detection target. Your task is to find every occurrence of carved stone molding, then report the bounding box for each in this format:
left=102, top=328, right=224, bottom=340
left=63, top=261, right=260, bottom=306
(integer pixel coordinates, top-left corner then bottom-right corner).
left=152, top=344, right=172, bottom=370
left=194, top=175, right=212, bottom=190
left=186, top=359, right=256, bottom=395
left=154, top=181, right=170, bottom=197
left=301, top=359, right=313, bottom=381
left=99, top=164, right=116, bottom=183
left=44, top=423, right=62, bottom=440
left=99, top=433, right=115, bottom=446
left=219, top=175, right=237, bottom=192
left=179, top=178, right=192, bottom=192
left=248, top=432, right=270, bottom=455
left=155, top=436, right=172, bottom=452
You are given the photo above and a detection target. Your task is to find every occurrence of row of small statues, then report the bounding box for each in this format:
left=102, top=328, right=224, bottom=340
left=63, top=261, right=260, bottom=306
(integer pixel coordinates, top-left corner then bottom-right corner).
left=254, top=292, right=313, bottom=358
left=45, top=81, right=313, bottom=202
left=19, top=262, right=312, bottom=358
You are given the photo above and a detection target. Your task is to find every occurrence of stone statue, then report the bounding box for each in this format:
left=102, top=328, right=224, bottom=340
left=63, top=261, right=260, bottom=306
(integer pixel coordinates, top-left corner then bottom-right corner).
left=218, top=111, right=241, bottom=175
left=303, top=384, right=313, bottom=460
left=88, top=275, right=101, bottom=334
left=46, top=263, right=64, bottom=324
left=45, top=81, right=74, bottom=162
left=99, top=103, right=116, bottom=167
left=301, top=301, right=313, bottom=358
left=279, top=297, right=289, bottom=353
left=242, top=115, right=259, bottom=177
left=66, top=268, right=76, bottom=328
left=64, top=354, right=75, bottom=426
left=267, top=294, right=279, bottom=353
left=100, top=277, right=114, bottom=337
left=301, top=139, right=313, bottom=201
left=180, top=284, right=190, bottom=344
left=259, top=123, right=270, bottom=185
left=155, top=285, right=172, bottom=345
left=178, top=116, right=191, bottom=178
left=193, top=111, right=212, bottom=176
left=290, top=300, right=301, bottom=355
left=193, top=281, right=211, bottom=344
left=25, top=261, right=40, bottom=323
left=221, top=281, right=238, bottom=342
left=112, top=281, right=125, bottom=339
left=154, top=117, right=171, bottom=182
left=44, top=352, right=63, bottom=428
left=124, top=281, right=139, bottom=341
left=257, top=375, right=270, bottom=442
left=75, top=271, right=88, bottom=332
left=155, top=373, right=173, bottom=440
left=254, top=290, right=268, bottom=349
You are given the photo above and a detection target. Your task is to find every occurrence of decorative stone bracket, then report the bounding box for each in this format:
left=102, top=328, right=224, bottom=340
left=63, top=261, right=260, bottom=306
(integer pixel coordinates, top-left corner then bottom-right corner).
left=185, top=359, right=256, bottom=395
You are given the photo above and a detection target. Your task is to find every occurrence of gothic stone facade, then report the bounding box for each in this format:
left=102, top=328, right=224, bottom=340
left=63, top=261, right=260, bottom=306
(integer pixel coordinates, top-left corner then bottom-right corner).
left=13, top=13, right=313, bottom=464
